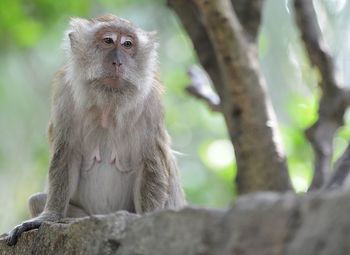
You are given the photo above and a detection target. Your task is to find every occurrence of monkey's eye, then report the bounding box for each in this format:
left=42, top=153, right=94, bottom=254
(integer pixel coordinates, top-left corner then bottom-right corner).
left=121, top=36, right=133, bottom=49
left=122, top=40, right=133, bottom=48
left=103, top=37, right=114, bottom=44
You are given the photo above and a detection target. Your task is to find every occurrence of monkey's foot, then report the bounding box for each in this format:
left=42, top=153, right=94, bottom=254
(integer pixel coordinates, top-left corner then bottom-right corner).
left=5, top=220, right=43, bottom=246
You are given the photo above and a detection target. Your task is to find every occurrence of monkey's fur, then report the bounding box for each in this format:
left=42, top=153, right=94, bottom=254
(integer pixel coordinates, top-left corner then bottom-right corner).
left=6, top=14, right=185, bottom=246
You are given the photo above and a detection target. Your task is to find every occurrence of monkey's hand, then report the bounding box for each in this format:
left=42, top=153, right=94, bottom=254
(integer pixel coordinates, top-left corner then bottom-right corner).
left=5, top=212, right=61, bottom=246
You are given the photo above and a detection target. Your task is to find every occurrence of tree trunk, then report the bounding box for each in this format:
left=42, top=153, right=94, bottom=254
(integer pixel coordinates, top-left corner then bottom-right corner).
left=168, top=0, right=292, bottom=193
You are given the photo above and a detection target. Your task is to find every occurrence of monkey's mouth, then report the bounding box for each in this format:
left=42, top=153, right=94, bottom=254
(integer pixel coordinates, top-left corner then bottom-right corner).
left=100, top=76, right=123, bottom=88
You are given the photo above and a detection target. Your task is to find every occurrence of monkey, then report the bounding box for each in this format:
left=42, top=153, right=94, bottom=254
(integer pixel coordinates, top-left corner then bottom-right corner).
left=5, top=14, right=186, bottom=246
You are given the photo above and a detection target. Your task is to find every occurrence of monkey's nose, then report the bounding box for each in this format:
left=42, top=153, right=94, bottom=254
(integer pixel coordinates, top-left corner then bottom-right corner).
left=112, top=61, right=122, bottom=74
left=112, top=61, right=122, bottom=67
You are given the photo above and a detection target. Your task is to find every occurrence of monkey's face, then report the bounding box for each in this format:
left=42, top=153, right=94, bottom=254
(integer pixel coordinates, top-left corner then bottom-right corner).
left=93, top=28, right=137, bottom=89
left=66, top=15, right=158, bottom=98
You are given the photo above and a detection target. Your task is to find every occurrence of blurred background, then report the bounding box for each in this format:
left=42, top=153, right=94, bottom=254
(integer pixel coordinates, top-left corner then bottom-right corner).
left=1, top=0, right=350, bottom=233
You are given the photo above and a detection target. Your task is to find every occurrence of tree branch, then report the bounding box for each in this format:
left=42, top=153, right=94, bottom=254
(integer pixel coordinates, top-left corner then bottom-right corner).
left=167, top=0, right=266, bottom=101
left=167, top=0, right=225, bottom=100
left=186, top=66, right=221, bottom=112
left=169, top=0, right=292, bottom=193
left=293, top=0, right=350, bottom=190
left=324, top=142, right=350, bottom=190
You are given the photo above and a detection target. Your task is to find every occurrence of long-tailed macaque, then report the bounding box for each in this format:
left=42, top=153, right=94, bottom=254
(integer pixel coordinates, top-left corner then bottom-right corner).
left=6, top=14, right=185, bottom=246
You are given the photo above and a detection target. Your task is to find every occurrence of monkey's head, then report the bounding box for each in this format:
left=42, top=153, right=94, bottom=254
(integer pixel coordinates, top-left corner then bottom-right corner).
left=64, top=14, right=158, bottom=107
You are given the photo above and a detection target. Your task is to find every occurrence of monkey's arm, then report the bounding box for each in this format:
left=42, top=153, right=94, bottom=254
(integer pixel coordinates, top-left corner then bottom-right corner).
left=5, top=127, right=74, bottom=246
left=6, top=71, right=77, bottom=246
left=134, top=128, right=185, bottom=213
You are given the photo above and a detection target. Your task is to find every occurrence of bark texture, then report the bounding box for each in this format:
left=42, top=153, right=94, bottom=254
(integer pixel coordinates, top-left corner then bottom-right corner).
left=168, top=0, right=292, bottom=193
left=2, top=190, right=350, bottom=255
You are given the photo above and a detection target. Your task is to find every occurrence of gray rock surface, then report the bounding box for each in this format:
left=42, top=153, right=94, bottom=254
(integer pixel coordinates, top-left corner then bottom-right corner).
left=1, top=191, right=349, bottom=255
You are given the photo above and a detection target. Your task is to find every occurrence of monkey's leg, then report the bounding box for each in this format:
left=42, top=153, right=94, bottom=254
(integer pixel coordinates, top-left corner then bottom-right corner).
left=134, top=159, right=169, bottom=213
left=66, top=203, right=89, bottom=218
left=28, top=192, right=47, bottom=218
left=29, top=192, right=88, bottom=218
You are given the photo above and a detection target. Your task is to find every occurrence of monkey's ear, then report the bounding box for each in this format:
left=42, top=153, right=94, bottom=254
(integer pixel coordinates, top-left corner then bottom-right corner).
left=147, top=31, right=157, bottom=41
left=67, top=17, right=89, bottom=47
left=68, top=32, right=76, bottom=48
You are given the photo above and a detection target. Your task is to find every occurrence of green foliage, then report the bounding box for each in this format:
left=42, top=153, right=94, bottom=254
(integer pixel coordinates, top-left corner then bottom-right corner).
left=0, top=0, right=89, bottom=49
left=281, top=94, right=318, bottom=192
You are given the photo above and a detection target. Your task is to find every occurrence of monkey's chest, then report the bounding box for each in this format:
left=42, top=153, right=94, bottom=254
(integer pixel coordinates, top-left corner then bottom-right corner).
left=76, top=158, right=136, bottom=214
left=74, top=132, right=139, bottom=214
left=81, top=135, right=132, bottom=173
left=79, top=123, right=140, bottom=173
